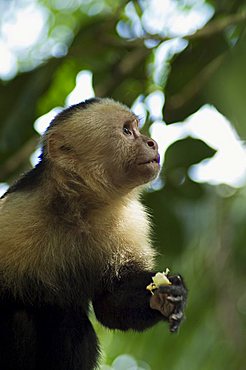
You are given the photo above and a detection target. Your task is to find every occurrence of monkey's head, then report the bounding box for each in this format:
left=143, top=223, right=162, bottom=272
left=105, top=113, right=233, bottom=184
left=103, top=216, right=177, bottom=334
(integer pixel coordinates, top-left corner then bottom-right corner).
left=43, top=98, right=160, bottom=197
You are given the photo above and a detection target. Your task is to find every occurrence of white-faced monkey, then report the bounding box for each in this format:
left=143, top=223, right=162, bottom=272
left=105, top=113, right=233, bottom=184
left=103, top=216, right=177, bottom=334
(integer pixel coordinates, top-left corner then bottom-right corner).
left=0, top=98, right=187, bottom=370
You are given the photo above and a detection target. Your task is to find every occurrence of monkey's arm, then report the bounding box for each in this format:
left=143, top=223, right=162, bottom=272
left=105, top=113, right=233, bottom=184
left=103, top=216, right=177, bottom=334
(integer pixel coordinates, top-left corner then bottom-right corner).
left=93, top=269, right=187, bottom=333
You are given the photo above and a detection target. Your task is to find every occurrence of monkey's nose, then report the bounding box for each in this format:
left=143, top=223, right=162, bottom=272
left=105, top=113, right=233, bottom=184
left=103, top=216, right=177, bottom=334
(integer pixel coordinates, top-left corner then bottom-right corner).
left=147, top=139, right=158, bottom=150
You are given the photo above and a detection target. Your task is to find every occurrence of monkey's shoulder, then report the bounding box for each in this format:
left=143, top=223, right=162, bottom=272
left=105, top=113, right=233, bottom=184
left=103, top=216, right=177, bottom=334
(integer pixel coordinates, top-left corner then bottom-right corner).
left=1, top=162, right=45, bottom=200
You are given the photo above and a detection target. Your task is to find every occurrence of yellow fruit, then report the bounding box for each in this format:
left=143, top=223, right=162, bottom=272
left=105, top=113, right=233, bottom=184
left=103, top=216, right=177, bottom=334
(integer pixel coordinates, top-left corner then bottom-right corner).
left=146, top=269, right=171, bottom=294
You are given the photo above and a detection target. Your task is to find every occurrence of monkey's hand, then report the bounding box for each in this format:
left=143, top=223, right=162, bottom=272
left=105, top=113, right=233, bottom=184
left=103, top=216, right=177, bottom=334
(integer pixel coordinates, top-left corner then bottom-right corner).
left=149, top=275, right=187, bottom=333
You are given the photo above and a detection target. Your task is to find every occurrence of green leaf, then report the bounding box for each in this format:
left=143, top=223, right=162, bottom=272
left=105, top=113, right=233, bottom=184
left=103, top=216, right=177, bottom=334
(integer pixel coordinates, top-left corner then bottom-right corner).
left=163, top=32, right=229, bottom=123
left=163, top=137, right=216, bottom=171
left=207, top=30, right=246, bottom=139
left=161, top=137, right=216, bottom=200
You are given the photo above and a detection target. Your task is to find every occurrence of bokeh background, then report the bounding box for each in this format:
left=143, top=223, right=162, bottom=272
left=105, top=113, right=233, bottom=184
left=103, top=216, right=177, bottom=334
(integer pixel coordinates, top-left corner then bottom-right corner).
left=0, top=1, right=246, bottom=369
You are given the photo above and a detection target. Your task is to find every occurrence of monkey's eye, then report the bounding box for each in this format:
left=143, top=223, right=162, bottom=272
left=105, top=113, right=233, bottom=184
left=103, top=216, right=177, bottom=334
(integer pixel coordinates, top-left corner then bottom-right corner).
left=123, top=126, right=132, bottom=136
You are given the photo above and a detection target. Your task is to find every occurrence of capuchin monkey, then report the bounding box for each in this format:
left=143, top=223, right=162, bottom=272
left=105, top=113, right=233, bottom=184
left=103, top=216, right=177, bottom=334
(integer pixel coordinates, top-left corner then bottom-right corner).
left=0, top=98, right=187, bottom=370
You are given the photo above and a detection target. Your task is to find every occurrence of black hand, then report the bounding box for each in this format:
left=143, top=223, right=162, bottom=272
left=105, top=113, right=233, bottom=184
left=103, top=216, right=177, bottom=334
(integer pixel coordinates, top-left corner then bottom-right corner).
left=150, top=275, right=187, bottom=333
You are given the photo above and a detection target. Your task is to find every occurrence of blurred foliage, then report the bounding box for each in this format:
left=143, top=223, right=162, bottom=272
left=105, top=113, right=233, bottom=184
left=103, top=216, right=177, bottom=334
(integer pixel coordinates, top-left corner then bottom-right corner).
left=0, top=0, right=246, bottom=369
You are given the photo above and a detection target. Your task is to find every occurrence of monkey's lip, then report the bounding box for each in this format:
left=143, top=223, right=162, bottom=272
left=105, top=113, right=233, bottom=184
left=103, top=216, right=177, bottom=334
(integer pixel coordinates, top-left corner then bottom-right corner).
left=138, top=154, right=160, bottom=166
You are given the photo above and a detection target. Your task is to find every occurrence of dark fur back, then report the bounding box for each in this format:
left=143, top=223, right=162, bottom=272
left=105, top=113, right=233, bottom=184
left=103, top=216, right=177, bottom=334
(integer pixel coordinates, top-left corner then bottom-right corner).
left=1, top=160, right=46, bottom=198
left=47, top=98, right=101, bottom=129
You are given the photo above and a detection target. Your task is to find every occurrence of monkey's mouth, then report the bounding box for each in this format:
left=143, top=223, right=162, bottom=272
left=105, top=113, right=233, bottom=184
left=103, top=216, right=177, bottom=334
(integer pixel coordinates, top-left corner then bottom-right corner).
left=139, top=154, right=160, bottom=166
left=139, top=157, right=160, bottom=166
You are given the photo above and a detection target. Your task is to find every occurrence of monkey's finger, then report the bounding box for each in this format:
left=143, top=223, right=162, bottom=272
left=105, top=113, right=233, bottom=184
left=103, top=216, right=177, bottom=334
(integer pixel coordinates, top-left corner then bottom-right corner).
left=169, top=311, right=184, bottom=333
left=166, top=295, right=183, bottom=303
left=169, top=319, right=180, bottom=333
left=170, top=311, right=184, bottom=321
left=168, top=275, right=183, bottom=285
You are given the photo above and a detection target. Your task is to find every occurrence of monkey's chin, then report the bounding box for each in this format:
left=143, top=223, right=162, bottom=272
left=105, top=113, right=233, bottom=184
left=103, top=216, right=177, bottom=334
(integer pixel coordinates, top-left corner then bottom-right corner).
left=135, top=162, right=160, bottom=185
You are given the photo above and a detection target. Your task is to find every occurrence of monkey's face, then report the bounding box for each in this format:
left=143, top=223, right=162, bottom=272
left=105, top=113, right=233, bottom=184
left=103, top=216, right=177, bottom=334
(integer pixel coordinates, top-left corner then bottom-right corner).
left=85, top=102, right=160, bottom=191
left=108, top=115, right=160, bottom=189
left=46, top=99, right=160, bottom=195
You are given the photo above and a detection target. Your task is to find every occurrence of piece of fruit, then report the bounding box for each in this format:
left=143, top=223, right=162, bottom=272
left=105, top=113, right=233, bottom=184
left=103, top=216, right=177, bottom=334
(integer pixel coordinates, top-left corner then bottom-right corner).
left=146, top=269, right=171, bottom=294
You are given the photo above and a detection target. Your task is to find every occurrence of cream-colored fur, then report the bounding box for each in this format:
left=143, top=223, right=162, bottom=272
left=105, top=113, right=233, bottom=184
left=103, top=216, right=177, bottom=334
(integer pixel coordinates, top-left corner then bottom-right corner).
left=0, top=98, right=157, bottom=295
left=0, top=190, right=155, bottom=293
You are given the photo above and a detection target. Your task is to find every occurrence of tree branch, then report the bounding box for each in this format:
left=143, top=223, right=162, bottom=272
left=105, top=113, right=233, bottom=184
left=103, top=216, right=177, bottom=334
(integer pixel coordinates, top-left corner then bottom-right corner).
left=139, top=11, right=246, bottom=43
left=188, top=11, right=246, bottom=40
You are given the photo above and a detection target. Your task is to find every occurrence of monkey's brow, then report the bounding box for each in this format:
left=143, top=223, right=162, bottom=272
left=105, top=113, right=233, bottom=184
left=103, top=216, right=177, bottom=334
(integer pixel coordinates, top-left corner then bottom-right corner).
left=124, top=118, right=139, bottom=126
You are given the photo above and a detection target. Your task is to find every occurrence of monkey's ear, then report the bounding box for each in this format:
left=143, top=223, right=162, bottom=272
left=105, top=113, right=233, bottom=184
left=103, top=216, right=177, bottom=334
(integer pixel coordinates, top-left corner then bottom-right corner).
left=47, top=132, right=73, bottom=160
